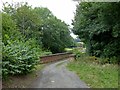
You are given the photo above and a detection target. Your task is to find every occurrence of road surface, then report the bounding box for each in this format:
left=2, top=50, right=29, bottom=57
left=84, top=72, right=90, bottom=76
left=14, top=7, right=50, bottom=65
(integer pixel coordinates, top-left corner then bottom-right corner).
left=29, top=59, right=89, bottom=88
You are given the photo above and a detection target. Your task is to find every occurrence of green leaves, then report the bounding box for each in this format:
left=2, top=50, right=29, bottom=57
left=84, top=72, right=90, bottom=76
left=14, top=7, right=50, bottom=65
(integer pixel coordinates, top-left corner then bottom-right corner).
left=73, top=2, right=120, bottom=60
left=40, top=13, right=73, bottom=53
left=2, top=2, right=74, bottom=79
left=2, top=39, right=41, bottom=78
left=112, top=24, right=120, bottom=38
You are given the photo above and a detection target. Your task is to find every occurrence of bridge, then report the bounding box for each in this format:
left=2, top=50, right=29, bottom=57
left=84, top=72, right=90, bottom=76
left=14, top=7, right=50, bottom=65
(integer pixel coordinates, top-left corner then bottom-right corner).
left=40, top=52, right=75, bottom=64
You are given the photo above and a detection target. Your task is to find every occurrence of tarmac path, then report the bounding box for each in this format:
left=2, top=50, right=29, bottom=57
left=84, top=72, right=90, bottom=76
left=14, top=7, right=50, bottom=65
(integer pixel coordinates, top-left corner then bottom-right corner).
left=30, top=59, right=89, bottom=88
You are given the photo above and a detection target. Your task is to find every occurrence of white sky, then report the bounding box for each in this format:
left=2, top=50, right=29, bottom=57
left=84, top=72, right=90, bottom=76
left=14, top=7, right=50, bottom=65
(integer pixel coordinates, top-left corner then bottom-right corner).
left=0, top=0, right=78, bottom=38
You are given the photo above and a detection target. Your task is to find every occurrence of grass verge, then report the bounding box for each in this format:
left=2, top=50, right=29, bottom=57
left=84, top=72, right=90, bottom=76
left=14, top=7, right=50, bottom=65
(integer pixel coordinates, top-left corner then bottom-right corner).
left=67, top=56, right=118, bottom=88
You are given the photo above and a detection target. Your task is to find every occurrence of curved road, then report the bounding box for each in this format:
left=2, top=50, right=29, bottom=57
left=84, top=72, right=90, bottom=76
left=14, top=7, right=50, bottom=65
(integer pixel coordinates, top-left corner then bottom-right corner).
left=30, top=59, right=89, bottom=88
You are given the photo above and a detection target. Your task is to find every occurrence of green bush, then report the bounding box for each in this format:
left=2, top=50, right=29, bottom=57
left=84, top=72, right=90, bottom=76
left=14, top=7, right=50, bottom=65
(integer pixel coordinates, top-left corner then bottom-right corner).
left=71, top=48, right=84, bottom=59
left=2, top=39, right=41, bottom=79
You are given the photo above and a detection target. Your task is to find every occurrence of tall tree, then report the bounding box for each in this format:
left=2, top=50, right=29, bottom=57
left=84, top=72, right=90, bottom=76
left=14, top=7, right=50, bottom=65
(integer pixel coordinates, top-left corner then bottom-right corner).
left=72, top=2, right=120, bottom=60
left=41, top=16, right=73, bottom=53
left=34, top=7, right=74, bottom=53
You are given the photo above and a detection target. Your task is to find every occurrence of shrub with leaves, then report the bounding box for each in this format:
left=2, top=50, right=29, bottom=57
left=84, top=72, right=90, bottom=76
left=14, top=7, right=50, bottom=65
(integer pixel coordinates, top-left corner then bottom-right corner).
left=70, top=48, right=84, bottom=59
left=2, top=39, right=41, bottom=78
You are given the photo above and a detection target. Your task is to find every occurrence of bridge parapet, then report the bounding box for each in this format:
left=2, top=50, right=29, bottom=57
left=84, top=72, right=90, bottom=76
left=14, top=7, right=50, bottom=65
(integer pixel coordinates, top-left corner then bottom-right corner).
left=40, top=52, right=75, bottom=64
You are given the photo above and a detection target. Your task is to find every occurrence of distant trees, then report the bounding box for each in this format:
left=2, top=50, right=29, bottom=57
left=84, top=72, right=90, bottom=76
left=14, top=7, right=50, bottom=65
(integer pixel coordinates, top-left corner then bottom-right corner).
left=34, top=7, right=74, bottom=53
left=40, top=16, right=73, bottom=53
left=72, top=2, right=120, bottom=62
left=3, top=3, right=74, bottom=53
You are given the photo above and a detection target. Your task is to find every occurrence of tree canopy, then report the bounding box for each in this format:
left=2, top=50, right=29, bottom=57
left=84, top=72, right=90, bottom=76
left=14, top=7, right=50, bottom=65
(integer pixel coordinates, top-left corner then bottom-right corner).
left=72, top=2, right=120, bottom=62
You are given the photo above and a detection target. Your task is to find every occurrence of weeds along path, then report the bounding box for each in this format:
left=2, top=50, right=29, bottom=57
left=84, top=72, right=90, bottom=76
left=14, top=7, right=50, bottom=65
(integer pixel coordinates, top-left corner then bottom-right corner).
left=29, top=59, right=89, bottom=88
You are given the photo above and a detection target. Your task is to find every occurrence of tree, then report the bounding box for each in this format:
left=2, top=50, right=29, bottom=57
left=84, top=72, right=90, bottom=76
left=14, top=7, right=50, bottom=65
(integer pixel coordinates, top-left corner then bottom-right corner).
left=2, top=3, right=42, bottom=78
left=34, top=7, right=74, bottom=53
left=72, top=2, right=120, bottom=61
left=3, top=2, right=42, bottom=45
left=2, top=13, right=22, bottom=45
left=41, top=16, right=73, bottom=53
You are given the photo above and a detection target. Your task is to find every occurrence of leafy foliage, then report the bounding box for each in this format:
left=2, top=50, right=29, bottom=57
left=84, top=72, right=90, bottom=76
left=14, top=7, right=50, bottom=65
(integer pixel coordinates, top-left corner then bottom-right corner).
left=72, top=2, right=120, bottom=63
left=2, top=13, right=21, bottom=45
left=2, top=2, right=73, bottom=79
left=2, top=39, right=41, bottom=78
left=41, top=17, right=73, bottom=53
left=2, top=3, right=42, bottom=79
left=34, top=7, right=74, bottom=53
left=3, top=3, right=74, bottom=53
left=2, top=12, right=42, bottom=78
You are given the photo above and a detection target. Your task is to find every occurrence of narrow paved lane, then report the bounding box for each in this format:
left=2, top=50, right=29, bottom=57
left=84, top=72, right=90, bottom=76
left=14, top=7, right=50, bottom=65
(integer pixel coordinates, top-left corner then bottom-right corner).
left=30, top=59, right=89, bottom=88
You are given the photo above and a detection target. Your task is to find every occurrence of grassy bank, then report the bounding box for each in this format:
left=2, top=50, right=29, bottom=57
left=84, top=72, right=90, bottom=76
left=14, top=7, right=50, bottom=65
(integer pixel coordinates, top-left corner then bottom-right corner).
left=67, top=56, right=118, bottom=88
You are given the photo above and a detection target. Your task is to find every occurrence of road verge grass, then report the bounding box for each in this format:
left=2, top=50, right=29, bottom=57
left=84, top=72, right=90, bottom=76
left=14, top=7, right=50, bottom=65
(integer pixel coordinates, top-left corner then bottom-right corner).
left=67, top=56, right=118, bottom=88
